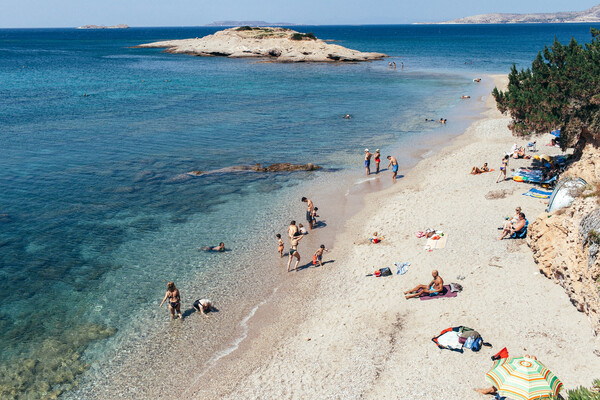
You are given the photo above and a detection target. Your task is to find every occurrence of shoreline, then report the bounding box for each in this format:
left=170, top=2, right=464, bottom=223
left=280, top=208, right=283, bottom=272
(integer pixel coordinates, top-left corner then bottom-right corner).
left=185, top=74, right=600, bottom=398
left=67, top=73, right=487, bottom=399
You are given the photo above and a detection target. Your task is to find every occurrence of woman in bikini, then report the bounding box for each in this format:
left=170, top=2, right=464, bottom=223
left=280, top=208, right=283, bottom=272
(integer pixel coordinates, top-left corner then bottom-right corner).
left=374, top=149, right=381, bottom=173
left=470, top=162, right=489, bottom=174
left=287, top=233, right=304, bottom=272
left=159, top=281, right=182, bottom=319
left=496, top=155, right=509, bottom=183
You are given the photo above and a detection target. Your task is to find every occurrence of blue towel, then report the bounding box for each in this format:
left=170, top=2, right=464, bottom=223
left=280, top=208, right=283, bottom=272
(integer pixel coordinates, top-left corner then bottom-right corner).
left=522, top=188, right=552, bottom=199
left=395, top=262, right=410, bottom=275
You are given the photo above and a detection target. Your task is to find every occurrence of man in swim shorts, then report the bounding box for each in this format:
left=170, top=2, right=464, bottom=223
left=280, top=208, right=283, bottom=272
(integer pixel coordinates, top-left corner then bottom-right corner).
left=302, top=197, right=314, bottom=230
left=387, top=156, right=399, bottom=181
left=364, top=149, right=372, bottom=176
left=404, top=270, right=444, bottom=299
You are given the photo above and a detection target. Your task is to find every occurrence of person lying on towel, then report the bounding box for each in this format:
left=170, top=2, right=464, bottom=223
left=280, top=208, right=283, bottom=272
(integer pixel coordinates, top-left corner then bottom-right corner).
left=404, top=270, right=444, bottom=299
left=470, top=163, right=490, bottom=174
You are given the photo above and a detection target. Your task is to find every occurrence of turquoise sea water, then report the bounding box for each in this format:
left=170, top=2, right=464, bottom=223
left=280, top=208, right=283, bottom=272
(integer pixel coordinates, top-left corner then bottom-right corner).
left=1, top=24, right=599, bottom=398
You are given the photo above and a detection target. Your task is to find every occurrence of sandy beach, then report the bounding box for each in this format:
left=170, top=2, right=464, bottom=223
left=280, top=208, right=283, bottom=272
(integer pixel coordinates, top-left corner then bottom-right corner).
left=182, top=74, right=600, bottom=399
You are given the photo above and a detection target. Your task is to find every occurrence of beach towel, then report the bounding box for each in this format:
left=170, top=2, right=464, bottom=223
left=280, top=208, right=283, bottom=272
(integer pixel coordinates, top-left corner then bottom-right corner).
left=420, top=285, right=458, bottom=301
left=395, top=262, right=410, bottom=275
left=425, top=234, right=447, bottom=250
left=432, top=328, right=463, bottom=352
left=522, top=188, right=552, bottom=199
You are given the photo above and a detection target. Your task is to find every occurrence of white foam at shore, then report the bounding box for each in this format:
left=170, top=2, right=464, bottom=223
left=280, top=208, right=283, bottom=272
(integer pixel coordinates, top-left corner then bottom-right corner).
left=181, top=287, right=278, bottom=398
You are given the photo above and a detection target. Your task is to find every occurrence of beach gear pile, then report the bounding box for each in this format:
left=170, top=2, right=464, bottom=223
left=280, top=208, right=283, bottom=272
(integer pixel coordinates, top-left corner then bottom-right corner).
left=432, top=326, right=488, bottom=353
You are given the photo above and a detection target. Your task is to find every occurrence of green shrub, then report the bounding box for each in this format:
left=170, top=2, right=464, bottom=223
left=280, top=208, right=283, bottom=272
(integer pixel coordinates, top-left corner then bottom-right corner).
left=561, top=378, right=600, bottom=399
left=290, top=32, right=317, bottom=41
left=236, top=26, right=254, bottom=31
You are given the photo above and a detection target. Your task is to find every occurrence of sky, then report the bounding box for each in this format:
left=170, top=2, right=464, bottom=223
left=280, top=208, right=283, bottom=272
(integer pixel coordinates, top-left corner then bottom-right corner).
left=0, top=0, right=598, bottom=28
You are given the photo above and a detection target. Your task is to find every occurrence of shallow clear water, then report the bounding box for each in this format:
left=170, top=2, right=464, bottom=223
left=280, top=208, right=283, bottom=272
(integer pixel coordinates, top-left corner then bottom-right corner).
left=1, top=23, right=599, bottom=398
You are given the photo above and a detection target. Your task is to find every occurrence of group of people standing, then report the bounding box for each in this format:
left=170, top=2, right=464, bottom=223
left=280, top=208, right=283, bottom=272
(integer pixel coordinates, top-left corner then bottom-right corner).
left=278, top=197, right=328, bottom=272
left=364, top=149, right=399, bottom=181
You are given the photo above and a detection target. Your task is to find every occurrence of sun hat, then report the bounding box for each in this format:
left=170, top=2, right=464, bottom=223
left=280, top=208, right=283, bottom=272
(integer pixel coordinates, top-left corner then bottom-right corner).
left=364, top=148, right=369, bottom=152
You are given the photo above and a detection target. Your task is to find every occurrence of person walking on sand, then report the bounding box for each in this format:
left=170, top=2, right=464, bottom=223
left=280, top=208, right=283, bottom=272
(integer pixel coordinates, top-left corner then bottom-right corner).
left=287, top=233, right=304, bottom=272
left=276, top=234, right=284, bottom=257
left=302, top=197, right=314, bottom=230
left=387, top=155, right=399, bottom=181
left=374, top=149, right=381, bottom=173
left=159, top=281, right=182, bottom=319
left=288, top=220, right=299, bottom=240
left=313, top=244, right=328, bottom=267
left=404, top=270, right=444, bottom=299
left=364, top=149, right=372, bottom=176
left=496, top=155, right=509, bottom=183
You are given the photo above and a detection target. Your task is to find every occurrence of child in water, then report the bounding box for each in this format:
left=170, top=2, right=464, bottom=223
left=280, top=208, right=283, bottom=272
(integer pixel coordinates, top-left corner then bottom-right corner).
left=314, top=244, right=329, bottom=267
left=299, top=224, right=308, bottom=235
left=276, top=234, right=284, bottom=257
left=311, top=207, right=319, bottom=226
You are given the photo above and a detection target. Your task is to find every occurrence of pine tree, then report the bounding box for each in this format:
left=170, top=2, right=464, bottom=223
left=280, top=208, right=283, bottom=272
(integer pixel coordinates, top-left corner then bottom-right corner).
left=493, top=29, right=600, bottom=155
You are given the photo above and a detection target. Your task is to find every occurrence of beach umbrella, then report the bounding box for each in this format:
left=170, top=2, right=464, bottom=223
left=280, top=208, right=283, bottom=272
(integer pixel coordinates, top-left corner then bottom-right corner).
left=485, top=356, right=563, bottom=400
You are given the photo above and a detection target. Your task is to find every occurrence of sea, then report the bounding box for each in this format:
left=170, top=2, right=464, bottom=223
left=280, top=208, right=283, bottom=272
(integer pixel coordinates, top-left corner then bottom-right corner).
left=0, top=23, right=598, bottom=399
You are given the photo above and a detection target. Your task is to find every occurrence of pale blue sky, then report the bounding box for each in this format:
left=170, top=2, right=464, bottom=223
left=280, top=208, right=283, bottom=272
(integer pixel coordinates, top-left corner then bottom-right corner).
left=1, top=0, right=598, bottom=28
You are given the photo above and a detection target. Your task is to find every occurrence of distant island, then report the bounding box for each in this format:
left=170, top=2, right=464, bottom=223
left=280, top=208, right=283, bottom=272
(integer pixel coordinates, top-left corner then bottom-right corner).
left=434, top=3, right=600, bottom=24
left=206, top=21, right=297, bottom=27
left=134, top=27, right=387, bottom=63
left=77, top=24, right=130, bottom=29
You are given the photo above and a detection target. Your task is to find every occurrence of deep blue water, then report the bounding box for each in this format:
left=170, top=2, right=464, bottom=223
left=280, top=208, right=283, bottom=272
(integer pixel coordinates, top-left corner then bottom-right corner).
left=1, top=23, right=599, bottom=398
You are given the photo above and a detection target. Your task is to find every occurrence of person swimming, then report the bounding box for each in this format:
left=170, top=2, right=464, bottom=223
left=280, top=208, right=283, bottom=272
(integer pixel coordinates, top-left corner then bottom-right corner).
left=202, top=242, right=226, bottom=252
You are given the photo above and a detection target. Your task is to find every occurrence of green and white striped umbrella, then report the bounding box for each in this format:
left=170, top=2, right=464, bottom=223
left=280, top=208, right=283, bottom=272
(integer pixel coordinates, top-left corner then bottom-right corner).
left=485, top=356, right=563, bottom=400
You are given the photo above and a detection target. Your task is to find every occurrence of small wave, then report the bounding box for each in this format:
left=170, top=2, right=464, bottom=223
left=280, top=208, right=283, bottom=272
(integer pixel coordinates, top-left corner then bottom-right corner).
left=181, top=287, right=278, bottom=397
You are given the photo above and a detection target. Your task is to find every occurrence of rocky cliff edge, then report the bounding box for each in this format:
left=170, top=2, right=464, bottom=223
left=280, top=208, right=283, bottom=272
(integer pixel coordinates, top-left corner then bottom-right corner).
left=529, top=142, right=600, bottom=335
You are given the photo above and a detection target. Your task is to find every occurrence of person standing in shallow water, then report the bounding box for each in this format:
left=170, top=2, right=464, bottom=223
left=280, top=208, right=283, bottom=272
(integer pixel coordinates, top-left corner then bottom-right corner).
left=387, top=155, right=399, bottom=181
left=287, top=233, right=304, bottom=272
left=301, top=197, right=314, bottom=230
left=374, top=149, right=381, bottom=173
left=364, top=149, right=372, bottom=176
left=159, top=281, right=182, bottom=319
left=288, top=220, right=299, bottom=240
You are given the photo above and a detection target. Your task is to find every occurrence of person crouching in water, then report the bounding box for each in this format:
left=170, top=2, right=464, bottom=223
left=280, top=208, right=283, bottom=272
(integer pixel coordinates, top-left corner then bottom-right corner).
left=193, top=298, right=213, bottom=317
left=159, top=281, right=182, bottom=319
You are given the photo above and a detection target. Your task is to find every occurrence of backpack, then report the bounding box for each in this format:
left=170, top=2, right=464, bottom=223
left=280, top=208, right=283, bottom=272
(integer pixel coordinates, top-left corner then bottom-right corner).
left=374, top=267, right=392, bottom=277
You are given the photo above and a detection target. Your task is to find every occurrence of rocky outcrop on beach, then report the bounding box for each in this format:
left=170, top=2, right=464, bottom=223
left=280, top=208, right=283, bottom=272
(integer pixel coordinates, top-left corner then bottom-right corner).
left=77, top=24, right=129, bottom=29
left=249, top=163, right=321, bottom=172
left=528, top=144, right=600, bottom=335
left=436, top=3, right=600, bottom=24
left=187, top=163, right=321, bottom=176
left=134, top=27, right=387, bottom=62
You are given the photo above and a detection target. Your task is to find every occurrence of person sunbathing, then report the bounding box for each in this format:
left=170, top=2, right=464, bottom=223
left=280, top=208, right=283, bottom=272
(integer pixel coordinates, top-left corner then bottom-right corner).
left=512, top=146, right=525, bottom=158
left=498, top=212, right=527, bottom=240
left=404, top=270, right=444, bottom=299
left=470, top=163, right=489, bottom=174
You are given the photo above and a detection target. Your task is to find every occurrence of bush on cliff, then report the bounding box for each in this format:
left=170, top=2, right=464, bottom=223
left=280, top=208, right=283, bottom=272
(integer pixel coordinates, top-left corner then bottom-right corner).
left=290, top=32, right=317, bottom=41
left=492, top=28, right=600, bottom=156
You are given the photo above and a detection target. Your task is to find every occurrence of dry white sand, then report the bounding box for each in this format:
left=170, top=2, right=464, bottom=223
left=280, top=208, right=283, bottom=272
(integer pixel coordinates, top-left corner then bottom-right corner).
left=184, top=75, right=600, bottom=399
